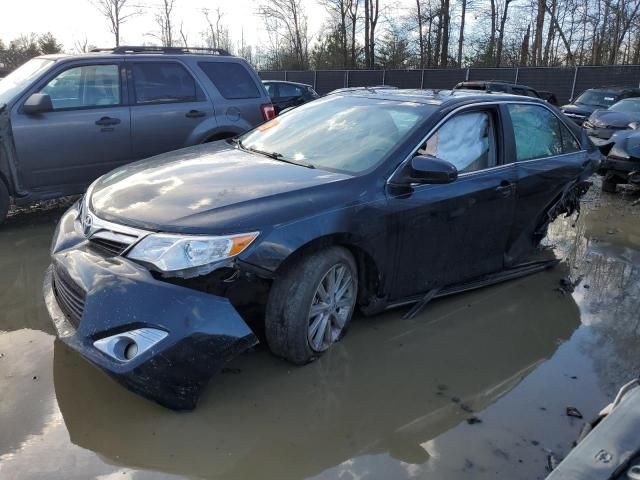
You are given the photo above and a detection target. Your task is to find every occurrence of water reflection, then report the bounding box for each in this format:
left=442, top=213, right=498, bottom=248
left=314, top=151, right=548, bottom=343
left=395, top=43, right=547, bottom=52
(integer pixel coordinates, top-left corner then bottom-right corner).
left=547, top=187, right=640, bottom=398
left=0, top=208, right=62, bottom=334
left=54, top=265, right=579, bottom=480
left=2, top=181, right=639, bottom=480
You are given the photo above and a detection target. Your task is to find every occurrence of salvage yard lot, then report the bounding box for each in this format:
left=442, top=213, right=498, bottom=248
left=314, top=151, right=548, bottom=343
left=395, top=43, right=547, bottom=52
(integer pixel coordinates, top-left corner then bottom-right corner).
left=0, top=179, right=639, bottom=479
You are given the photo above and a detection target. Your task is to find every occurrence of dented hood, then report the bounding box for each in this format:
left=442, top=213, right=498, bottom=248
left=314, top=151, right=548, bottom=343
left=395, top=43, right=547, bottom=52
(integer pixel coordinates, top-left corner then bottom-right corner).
left=588, top=109, right=637, bottom=129
left=90, top=142, right=353, bottom=233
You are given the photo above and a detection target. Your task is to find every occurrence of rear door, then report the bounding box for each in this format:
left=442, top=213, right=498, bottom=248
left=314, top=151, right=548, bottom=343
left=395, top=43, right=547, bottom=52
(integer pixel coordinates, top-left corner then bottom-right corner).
left=388, top=105, right=518, bottom=299
left=198, top=60, right=265, bottom=127
left=504, top=102, right=586, bottom=258
left=11, top=61, right=131, bottom=194
left=127, top=60, right=215, bottom=159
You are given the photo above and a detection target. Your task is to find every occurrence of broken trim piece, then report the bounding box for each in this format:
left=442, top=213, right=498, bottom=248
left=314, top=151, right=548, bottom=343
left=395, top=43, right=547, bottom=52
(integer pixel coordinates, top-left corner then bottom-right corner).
left=388, top=258, right=560, bottom=313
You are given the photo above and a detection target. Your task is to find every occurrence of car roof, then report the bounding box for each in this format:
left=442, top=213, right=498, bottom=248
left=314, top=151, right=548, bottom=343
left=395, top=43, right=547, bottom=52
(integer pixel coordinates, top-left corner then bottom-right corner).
left=455, top=80, right=538, bottom=90
left=587, top=86, right=640, bottom=93
left=38, top=47, right=240, bottom=62
left=262, top=80, right=312, bottom=88
left=332, top=87, right=548, bottom=107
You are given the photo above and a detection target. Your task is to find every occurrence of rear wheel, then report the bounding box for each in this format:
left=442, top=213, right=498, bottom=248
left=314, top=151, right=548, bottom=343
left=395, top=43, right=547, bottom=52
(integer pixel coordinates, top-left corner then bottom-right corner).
left=602, top=177, right=618, bottom=193
left=0, top=181, right=9, bottom=225
left=265, top=247, right=358, bottom=364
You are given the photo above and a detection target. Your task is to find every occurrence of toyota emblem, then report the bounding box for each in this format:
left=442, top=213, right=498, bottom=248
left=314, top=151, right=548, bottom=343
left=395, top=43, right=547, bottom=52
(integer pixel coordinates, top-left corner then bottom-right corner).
left=82, top=213, right=93, bottom=237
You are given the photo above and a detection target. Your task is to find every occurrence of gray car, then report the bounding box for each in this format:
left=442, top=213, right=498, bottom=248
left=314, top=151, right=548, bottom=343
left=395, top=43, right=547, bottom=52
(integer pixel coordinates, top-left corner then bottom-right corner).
left=0, top=46, right=274, bottom=223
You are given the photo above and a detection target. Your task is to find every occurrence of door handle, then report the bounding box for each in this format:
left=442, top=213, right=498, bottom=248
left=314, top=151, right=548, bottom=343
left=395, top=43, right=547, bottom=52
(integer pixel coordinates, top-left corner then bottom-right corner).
left=95, top=117, right=121, bottom=126
left=185, top=110, right=206, bottom=118
left=495, top=181, right=514, bottom=198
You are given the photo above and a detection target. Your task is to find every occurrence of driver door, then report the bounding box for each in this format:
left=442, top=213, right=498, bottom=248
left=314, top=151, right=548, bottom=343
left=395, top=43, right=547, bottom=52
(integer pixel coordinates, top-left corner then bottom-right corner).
left=11, top=62, right=131, bottom=194
left=387, top=106, right=518, bottom=299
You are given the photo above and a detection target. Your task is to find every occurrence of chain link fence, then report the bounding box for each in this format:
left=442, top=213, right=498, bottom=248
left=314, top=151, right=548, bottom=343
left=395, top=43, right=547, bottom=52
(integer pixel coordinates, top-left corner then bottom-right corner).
left=259, top=66, right=640, bottom=104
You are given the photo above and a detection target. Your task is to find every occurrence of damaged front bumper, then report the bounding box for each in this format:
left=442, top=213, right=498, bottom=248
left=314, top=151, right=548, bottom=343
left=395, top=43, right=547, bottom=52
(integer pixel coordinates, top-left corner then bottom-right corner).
left=601, top=156, right=640, bottom=184
left=43, top=205, right=258, bottom=410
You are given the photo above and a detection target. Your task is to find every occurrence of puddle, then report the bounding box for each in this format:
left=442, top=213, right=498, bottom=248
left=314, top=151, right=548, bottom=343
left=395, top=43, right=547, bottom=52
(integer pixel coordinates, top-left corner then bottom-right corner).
left=0, top=181, right=639, bottom=479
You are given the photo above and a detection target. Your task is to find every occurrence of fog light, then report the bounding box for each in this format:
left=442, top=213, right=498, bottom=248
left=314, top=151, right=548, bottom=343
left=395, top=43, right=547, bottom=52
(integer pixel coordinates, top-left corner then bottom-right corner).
left=124, top=341, right=138, bottom=360
left=94, top=328, right=168, bottom=362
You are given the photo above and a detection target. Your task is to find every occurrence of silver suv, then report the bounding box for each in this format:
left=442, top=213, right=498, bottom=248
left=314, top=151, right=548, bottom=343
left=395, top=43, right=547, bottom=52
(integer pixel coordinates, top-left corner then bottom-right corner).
left=0, top=46, right=274, bottom=223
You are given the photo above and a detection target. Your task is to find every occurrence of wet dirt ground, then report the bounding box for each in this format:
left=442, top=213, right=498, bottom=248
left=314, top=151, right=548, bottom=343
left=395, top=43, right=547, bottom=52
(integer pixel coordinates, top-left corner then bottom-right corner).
left=0, top=179, right=639, bottom=480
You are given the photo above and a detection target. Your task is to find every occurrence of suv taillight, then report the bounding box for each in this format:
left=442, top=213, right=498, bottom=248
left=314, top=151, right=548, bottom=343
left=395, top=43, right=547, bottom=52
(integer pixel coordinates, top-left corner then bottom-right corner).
left=260, top=103, right=276, bottom=121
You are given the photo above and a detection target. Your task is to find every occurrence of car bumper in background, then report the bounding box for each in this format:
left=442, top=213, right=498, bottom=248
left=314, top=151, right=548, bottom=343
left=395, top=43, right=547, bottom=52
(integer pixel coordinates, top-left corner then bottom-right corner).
left=43, top=206, right=258, bottom=410
left=601, top=156, right=640, bottom=184
left=585, top=127, right=622, bottom=143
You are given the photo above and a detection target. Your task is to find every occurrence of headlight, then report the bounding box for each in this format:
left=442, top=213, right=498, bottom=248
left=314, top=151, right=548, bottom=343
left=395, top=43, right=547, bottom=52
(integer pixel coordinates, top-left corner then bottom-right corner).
left=127, top=232, right=259, bottom=277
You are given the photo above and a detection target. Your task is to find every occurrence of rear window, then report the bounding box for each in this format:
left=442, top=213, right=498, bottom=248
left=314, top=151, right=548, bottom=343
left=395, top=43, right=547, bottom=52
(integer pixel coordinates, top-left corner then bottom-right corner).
left=199, top=62, right=260, bottom=99
left=132, top=62, right=200, bottom=104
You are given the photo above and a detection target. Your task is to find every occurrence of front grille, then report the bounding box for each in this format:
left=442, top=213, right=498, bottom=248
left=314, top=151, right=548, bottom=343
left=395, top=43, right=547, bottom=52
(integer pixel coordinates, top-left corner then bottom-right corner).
left=89, top=237, right=129, bottom=256
left=52, top=265, right=86, bottom=329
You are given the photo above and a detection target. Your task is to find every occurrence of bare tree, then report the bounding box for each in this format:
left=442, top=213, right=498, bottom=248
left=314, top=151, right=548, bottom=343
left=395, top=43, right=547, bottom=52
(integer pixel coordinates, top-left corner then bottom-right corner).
left=90, top=0, right=138, bottom=47
left=440, top=0, right=450, bottom=65
left=179, top=22, right=188, bottom=48
left=152, top=0, right=176, bottom=47
left=203, top=7, right=232, bottom=52
left=364, top=0, right=380, bottom=67
left=457, top=0, right=468, bottom=65
left=347, top=0, right=360, bottom=66
left=320, top=0, right=352, bottom=67
left=258, top=0, right=311, bottom=69
left=73, top=35, right=95, bottom=53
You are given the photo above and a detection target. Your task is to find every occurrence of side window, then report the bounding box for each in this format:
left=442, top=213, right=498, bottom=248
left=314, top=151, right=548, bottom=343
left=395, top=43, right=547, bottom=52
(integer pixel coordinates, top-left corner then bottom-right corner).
left=40, top=65, right=120, bottom=110
left=507, top=104, right=580, bottom=161
left=279, top=83, right=303, bottom=98
left=132, top=62, right=200, bottom=104
left=418, top=111, right=496, bottom=174
left=263, top=82, right=277, bottom=97
left=199, top=62, right=260, bottom=99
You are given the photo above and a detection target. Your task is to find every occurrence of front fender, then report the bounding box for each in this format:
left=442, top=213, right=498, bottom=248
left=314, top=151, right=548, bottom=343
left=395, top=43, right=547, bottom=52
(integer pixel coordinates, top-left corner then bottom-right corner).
left=242, top=197, right=391, bottom=283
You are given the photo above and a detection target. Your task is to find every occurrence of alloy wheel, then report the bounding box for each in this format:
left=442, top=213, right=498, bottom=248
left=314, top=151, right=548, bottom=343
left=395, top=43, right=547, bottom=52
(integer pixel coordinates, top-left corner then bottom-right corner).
left=307, top=262, right=356, bottom=352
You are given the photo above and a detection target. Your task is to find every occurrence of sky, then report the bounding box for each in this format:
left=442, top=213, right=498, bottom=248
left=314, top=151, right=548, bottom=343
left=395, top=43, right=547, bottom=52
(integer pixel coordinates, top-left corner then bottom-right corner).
left=0, top=0, right=357, bottom=52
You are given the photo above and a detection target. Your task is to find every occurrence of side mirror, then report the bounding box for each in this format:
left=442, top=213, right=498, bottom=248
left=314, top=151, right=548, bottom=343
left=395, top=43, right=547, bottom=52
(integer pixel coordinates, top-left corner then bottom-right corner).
left=393, top=155, right=458, bottom=186
left=23, top=93, right=53, bottom=114
left=629, top=121, right=640, bottom=130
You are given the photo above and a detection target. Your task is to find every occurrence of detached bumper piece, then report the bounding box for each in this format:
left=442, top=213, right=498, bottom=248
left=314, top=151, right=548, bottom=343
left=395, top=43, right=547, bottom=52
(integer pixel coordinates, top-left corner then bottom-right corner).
left=546, top=379, right=640, bottom=479
left=44, top=246, right=258, bottom=410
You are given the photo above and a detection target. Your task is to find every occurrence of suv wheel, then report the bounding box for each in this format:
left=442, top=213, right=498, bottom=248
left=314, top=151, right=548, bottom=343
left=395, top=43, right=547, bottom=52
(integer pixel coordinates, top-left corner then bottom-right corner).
left=0, top=181, right=9, bottom=225
left=265, top=247, right=358, bottom=365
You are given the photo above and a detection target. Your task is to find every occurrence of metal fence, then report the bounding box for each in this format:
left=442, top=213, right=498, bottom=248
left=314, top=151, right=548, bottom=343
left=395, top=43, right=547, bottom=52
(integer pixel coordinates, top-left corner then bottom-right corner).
left=259, top=65, right=640, bottom=104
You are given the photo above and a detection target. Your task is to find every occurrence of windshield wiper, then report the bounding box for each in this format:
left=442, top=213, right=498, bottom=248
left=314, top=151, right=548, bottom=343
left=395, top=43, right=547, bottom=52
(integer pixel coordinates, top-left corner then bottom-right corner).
left=237, top=140, right=315, bottom=169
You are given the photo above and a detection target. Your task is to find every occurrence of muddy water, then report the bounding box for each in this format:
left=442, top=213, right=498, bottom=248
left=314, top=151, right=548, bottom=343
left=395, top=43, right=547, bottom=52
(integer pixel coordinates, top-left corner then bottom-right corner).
left=0, top=183, right=639, bottom=480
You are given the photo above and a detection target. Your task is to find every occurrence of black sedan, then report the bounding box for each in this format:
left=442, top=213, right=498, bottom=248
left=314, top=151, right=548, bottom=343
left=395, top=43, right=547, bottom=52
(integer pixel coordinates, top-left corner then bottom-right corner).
left=561, top=87, right=640, bottom=125
left=44, top=90, right=598, bottom=409
left=597, top=129, right=640, bottom=192
left=583, top=98, right=640, bottom=145
left=262, top=80, right=319, bottom=114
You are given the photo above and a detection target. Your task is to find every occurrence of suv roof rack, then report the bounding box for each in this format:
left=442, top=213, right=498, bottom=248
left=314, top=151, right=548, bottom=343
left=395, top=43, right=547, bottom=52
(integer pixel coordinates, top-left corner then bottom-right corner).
left=90, top=46, right=231, bottom=56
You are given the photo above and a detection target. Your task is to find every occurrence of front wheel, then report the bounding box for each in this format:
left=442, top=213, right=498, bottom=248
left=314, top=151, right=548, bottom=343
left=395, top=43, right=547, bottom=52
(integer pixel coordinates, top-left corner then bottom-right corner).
left=265, top=247, right=358, bottom=364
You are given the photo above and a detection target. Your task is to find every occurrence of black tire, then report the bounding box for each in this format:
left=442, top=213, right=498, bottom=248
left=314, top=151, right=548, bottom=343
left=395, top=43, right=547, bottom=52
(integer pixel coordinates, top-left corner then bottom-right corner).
left=265, top=246, right=358, bottom=365
left=602, top=177, right=618, bottom=193
left=0, top=180, right=9, bottom=225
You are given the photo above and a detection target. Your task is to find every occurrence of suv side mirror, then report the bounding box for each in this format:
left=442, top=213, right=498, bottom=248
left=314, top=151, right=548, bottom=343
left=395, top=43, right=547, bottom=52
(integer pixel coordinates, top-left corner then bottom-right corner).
left=392, top=155, right=458, bottom=186
left=23, top=93, right=53, bottom=114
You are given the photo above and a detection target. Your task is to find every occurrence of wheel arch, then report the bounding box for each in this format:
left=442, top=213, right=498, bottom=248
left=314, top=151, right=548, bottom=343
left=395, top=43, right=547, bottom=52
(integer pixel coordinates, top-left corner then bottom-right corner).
left=272, top=234, right=384, bottom=308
